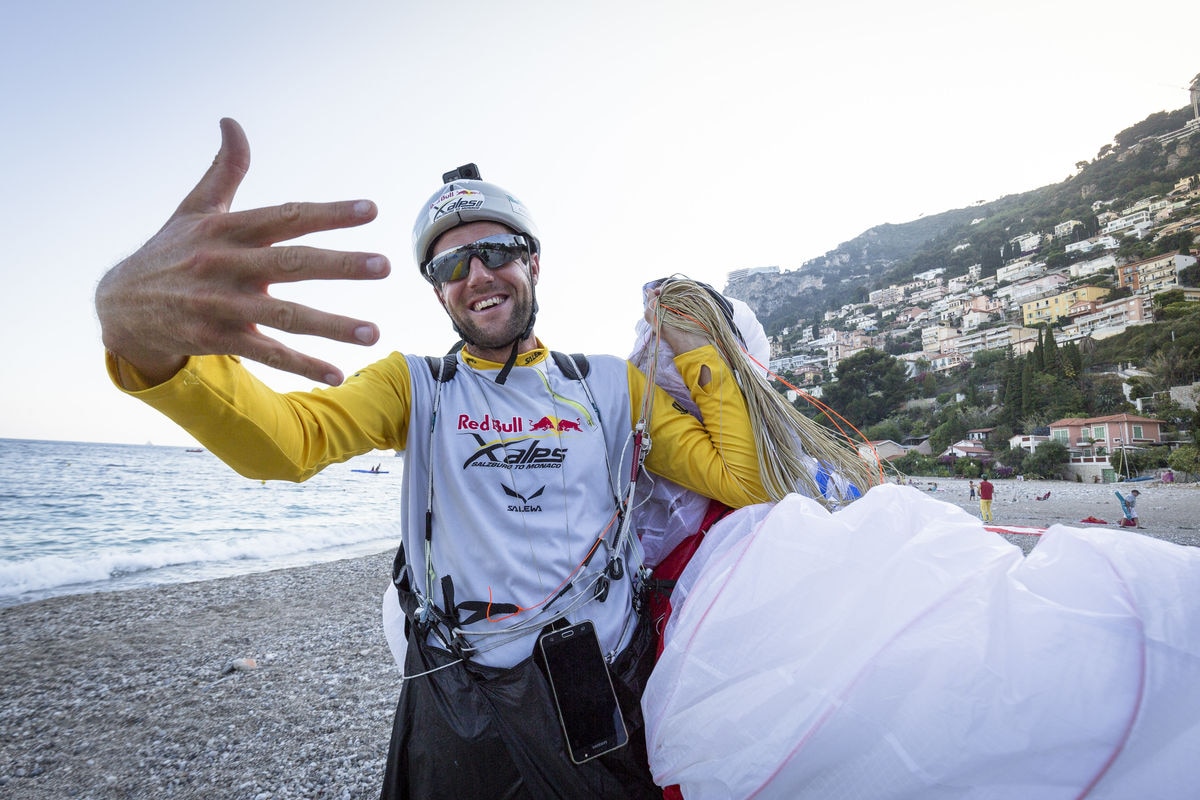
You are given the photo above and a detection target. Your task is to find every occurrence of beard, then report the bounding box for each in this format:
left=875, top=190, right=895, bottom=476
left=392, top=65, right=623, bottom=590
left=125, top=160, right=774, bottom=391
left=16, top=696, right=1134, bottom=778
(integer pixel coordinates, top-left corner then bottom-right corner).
left=447, top=291, right=536, bottom=351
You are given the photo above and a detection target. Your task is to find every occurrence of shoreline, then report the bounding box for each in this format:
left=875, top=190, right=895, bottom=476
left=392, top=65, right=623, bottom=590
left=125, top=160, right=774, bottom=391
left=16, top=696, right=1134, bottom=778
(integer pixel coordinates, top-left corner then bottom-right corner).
left=2, top=481, right=1196, bottom=799
left=0, top=551, right=400, bottom=800
left=905, top=477, right=1200, bottom=549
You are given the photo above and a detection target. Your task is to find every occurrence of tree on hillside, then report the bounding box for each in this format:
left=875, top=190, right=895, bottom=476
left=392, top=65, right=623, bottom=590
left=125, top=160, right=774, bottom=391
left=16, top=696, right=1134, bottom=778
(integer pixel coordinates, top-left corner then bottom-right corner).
left=1082, top=374, right=1131, bottom=415
left=820, top=348, right=912, bottom=430
left=1043, top=324, right=1062, bottom=375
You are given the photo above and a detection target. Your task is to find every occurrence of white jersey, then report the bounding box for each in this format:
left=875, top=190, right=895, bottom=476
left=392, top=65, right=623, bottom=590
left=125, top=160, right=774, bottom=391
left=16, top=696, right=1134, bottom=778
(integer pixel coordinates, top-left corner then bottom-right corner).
left=399, top=351, right=638, bottom=668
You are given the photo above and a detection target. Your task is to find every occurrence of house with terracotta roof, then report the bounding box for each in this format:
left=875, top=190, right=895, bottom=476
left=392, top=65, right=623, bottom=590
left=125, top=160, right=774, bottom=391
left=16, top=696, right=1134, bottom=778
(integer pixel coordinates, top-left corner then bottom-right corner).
left=1049, top=413, right=1164, bottom=453
left=1048, top=413, right=1165, bottom=482
left=942, top=440, right=994, bottom=460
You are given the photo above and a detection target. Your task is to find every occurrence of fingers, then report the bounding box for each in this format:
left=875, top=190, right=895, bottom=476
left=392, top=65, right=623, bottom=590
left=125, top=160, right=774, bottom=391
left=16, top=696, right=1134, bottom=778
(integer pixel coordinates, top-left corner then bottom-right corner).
left=232, top=330, right=351, bottom=387
left=245, top=296, right=380, bottom=349
left=174, top=118, right=252, bottom=219
left=187, top=290, right=381, bottom=386
left=193, top=244, right=390, bottom=287
left=217, top=198, right=379, bottom=247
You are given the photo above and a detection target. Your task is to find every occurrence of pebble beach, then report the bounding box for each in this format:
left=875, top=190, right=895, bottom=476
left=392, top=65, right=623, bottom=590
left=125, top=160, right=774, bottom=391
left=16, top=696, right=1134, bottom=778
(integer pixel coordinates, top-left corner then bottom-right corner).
left=2, top=479, right=1196, bottom=799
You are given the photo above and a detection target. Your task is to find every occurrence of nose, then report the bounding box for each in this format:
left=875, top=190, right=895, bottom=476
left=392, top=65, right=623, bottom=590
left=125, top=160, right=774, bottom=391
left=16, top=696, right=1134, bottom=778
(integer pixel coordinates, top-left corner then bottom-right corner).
left=463, top=255, right=495, bottom=286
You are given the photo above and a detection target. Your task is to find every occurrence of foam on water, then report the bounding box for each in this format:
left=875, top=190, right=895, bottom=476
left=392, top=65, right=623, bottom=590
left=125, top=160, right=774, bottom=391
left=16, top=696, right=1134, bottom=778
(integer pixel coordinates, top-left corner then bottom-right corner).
left=0, top=438, right=403, bottom=606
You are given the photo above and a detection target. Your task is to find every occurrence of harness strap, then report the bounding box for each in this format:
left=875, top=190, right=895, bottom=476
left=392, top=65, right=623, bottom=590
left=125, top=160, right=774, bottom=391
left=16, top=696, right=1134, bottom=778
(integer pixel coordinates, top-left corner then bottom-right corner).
left=402, top=347, right=614, bottom=658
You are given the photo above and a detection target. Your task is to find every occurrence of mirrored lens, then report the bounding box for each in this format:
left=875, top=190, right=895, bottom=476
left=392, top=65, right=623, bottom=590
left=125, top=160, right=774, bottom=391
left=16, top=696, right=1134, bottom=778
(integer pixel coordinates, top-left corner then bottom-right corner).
left=425, top=234, right=528, bottom=284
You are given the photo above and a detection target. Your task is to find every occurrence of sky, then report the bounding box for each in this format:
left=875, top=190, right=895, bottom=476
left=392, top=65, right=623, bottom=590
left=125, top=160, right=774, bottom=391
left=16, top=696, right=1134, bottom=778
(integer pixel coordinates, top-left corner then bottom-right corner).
left=2, top=0, right=1197, bottom=447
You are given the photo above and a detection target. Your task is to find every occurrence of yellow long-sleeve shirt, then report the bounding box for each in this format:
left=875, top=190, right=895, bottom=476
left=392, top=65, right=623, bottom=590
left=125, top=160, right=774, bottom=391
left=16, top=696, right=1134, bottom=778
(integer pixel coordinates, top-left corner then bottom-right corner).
left=106, top=345, right=768, bottom=509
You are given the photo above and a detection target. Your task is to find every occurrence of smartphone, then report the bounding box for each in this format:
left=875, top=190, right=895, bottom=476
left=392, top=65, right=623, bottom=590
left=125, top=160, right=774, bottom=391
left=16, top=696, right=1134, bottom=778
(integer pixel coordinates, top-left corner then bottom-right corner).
left=538, top=620, right=629, bottom=764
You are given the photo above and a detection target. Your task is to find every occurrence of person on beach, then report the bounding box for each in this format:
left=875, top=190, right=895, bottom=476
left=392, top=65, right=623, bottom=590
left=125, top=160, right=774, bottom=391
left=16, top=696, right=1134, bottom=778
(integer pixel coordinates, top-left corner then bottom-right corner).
left=969, top=480, right=976, bottom=500
left=1119, top=488, right=1142, bottom=528
left=94, top=119, right=772, bottom=799
left=978, top=475, right=994, bottom=521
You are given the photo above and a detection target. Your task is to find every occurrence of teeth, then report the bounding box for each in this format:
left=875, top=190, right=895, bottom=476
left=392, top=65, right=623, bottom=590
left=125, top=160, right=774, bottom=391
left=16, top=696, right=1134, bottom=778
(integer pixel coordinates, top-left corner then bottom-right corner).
left=473, top=297, right=502, bottom=311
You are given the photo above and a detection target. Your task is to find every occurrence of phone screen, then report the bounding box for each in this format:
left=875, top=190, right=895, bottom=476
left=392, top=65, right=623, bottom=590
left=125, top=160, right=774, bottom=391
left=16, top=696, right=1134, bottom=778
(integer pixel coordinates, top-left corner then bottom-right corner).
left=538, top=620, right=629, bottom=764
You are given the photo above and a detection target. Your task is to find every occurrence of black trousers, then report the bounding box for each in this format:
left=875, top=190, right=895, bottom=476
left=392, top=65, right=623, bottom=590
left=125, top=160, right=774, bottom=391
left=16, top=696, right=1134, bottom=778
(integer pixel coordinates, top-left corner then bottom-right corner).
left=380, top=619, right=660, bottom=800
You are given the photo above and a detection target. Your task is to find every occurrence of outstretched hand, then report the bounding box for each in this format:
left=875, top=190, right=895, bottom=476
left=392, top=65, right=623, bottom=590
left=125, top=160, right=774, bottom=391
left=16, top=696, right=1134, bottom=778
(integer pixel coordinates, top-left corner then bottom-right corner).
left=95, top=118, right=391, bottom=387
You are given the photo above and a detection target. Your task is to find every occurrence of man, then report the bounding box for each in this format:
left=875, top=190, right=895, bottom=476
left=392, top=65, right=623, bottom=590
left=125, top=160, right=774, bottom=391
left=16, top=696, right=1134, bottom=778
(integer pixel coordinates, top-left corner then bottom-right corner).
left=95, top=119, right=768, bottom=798
left=978, top=475, right=994, bottom=522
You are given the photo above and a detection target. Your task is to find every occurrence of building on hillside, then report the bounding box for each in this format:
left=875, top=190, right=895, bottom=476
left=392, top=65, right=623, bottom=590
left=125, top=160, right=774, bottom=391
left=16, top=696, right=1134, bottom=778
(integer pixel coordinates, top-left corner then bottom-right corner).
left=996, top=273, right=1068, bottom=308
left=921, top=322, right=960, bottom=354
left=959, top=295, right=1005, bottom=331
left=1069, top=253, right=1119, bottom=279
left=952, top=324, right=1039, bottom=357
left=894, top=306, right=930, bottom=325
left=726, top=266, right=780, bottom=282
left=942, top=440, right=993, bottom=460
left=1104, top=209, right=1152, bottom=234
left=859, top=440, right=908, bottom=466
left=901, top=435, right=932, bottom=455
left=966, top=428, right=994, bottom=442
left=947, top=274, right=973, bottom=293
left=826, top=330, right=879, bottom=369
left=1021, top=285, right=1110, bottom=326
left=996, top=259, right=1045, bottom=284
left=1054, top=220, right=1083, bottom=239
left=1065, top=295, right=1153, bottom=340
left=1139, top=252, right=1197, bottom=294
left=1116, top=252, right=1198, bottom=293
left=1065, top=235, right=1120, bottom=255
left=1012, top=233, right=1044, bottom=253
left=1009, top=433, right=1049, bottom=454
left=908, top=283, right=947, bottom=305
left=926, top=351, right=970, bottom=373
left=1154, top=214, right=1200, bottom=241
left=868, top=285, right=905, bottom=308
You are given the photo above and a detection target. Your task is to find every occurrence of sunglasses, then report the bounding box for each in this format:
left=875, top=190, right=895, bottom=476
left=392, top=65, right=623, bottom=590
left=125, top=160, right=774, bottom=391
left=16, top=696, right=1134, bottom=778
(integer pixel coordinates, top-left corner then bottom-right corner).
left=423, top=233, right=531, bottom=285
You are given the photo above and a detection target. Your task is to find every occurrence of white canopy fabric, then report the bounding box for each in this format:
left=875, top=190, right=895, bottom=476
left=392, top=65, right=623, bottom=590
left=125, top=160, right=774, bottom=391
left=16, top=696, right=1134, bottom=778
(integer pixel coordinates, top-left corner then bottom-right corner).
left=643, top=484, right=1200, bottom=799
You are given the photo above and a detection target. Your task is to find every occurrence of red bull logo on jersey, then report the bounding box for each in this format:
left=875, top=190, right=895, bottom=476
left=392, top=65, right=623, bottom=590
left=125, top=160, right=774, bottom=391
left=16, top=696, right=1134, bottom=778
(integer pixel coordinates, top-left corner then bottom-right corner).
left=458, top=414, right=522, bottom=433
left=529, top=416, right=585, bottom=433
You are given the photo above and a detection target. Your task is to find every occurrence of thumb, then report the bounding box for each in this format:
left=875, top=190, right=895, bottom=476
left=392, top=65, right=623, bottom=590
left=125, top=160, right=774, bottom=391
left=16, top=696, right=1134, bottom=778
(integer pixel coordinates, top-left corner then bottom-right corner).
left=172, top=117, right=251, bottom=218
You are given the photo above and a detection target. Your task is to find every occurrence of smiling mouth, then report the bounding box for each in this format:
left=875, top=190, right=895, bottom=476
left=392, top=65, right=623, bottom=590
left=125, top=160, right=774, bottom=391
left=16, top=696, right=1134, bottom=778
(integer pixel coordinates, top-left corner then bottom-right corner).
left=472, top=296, right=505, bottom=312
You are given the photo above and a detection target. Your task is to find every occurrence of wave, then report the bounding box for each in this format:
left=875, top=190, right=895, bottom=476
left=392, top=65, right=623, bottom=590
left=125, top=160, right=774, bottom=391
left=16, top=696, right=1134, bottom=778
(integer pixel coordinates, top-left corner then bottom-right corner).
left=0, top=519, right=401, bottom=605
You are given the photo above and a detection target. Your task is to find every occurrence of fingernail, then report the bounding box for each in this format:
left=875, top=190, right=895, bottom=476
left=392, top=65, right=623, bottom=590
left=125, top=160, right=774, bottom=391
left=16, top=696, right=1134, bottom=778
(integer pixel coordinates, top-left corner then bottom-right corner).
left=355, top=325, right=376, bottom=344
left=366, top=255, right=388, bottom=274
left=324, top=372, right=342, bottom=386
left=354, top=200, right=374, bottom=218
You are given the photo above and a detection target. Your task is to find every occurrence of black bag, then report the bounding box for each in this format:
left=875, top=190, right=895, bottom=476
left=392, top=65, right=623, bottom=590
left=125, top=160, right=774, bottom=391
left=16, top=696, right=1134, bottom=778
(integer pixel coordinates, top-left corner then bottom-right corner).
left=380, top=620, right=660, bottom=800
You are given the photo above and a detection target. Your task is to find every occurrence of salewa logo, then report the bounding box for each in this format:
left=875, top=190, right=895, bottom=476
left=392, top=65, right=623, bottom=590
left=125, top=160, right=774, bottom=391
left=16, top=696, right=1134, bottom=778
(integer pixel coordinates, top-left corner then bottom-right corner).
left=463, top=435, right=566, bottom=470
left=458, top=414, right=523, bottom=433
left=503, top=484, right=545, bottom=513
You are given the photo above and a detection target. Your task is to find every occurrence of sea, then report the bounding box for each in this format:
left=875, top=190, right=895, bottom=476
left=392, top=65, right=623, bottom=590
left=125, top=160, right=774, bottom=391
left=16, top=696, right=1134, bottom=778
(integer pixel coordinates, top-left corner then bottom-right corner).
left=0, top=438, right=403, bottom=608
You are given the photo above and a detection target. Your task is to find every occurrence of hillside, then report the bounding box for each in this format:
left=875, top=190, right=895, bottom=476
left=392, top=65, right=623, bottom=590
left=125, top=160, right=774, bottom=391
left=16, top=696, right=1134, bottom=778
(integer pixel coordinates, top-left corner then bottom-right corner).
left=726, top=105, right=1200, bottom=334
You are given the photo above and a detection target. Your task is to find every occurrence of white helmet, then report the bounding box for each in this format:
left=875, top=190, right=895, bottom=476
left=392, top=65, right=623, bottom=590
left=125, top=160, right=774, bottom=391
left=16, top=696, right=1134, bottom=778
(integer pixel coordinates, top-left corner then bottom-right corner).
left=412, top=163, right=540, bottom=272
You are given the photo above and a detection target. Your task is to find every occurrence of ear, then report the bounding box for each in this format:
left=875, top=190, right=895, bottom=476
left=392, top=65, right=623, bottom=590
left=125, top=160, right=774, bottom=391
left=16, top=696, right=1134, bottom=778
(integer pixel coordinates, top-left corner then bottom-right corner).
left=528, top=252, right=540, bottom=286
